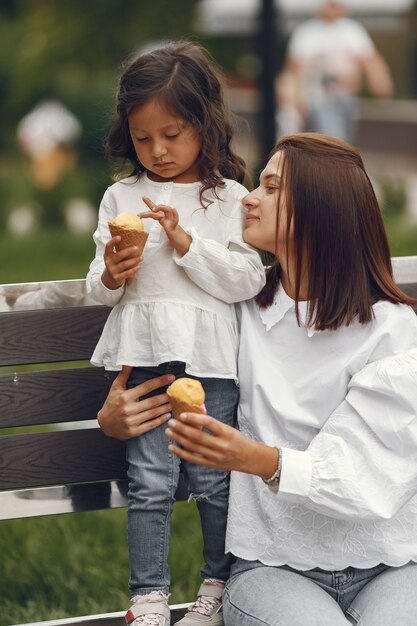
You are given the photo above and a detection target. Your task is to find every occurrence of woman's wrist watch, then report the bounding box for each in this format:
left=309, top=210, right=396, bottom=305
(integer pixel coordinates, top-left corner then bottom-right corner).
left=262, top=447, right=282, bottom=488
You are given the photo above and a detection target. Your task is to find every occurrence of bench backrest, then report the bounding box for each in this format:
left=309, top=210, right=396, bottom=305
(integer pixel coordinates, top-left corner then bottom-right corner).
left=1, top=256, right=417, bottom=521
left=0, top=278, right=188, bottom=521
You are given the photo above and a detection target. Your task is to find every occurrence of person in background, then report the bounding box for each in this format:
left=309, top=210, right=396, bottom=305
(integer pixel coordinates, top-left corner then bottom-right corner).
left=276, top=1, right=394, bottom=142
left=86, top=41, right=265, bottom=626
left=17, top=99, right=82, bottom=190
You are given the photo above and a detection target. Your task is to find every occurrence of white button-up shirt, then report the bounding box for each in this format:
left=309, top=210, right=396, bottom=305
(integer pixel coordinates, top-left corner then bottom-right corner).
left=86, top=174, right=265, bottom=380
left=226, top=286, right=417, bottom=570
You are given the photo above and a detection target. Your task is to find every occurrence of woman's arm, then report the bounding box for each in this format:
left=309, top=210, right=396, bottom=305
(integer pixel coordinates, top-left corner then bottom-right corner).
left=97, top=366, right=174, bottom=440
left=279, top=348, right=417, bottom=521
left=166, top=413, right=279, bottom=480
left=168, top=349, right=417, bottom=522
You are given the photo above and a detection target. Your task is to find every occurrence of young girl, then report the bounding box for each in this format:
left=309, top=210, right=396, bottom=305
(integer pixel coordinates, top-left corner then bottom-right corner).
left=86, top=41, right=265, bottom=626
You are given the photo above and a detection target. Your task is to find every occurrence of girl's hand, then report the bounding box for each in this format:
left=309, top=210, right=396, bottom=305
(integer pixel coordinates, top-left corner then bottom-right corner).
left=97, top=366, right=174, bottom=440
left=140, top=196, right=192, bottom=256
left=165, top=413, right=279, bottom=479
left=102, top=236, right=142, bottom=289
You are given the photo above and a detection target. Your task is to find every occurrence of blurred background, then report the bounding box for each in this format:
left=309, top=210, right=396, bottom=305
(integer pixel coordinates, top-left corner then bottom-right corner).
left=1, top=0, right=417, bottom=623
left=1, top=0, right=417, bottom=286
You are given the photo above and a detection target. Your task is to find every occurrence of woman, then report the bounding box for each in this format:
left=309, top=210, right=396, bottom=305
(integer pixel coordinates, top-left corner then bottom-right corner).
left=98, top=134, right=417, bottom=625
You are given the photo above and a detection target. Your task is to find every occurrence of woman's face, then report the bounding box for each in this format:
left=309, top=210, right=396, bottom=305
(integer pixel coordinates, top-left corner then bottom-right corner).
left=243, top=151, right=290, bottom=256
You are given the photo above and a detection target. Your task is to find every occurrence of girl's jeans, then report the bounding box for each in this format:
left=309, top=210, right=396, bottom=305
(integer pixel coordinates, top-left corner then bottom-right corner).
left=223, top=557, right=417, bottom=625
left=126, top=362, right=239, bottom=597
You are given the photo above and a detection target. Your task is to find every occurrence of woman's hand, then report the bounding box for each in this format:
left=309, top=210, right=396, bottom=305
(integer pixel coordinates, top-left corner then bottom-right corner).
left=97, top=366, right=174, bottom=440
left=140, top=196, right=192, bottom=256
left=102, top=236, right=142, bottom=289
left=166, top=412, right=279, bottom=479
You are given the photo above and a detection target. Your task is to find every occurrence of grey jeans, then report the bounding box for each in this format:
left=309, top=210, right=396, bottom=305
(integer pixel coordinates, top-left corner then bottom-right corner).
left=223, top=557, right=417, bottom=625
left=126, top=362, right=239, bottom=596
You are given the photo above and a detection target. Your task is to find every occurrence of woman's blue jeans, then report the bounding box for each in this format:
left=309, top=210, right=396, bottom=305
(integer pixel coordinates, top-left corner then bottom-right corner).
left=126, top=362, right=239, bottom=596
left=223, top=557, right=417, bottom=625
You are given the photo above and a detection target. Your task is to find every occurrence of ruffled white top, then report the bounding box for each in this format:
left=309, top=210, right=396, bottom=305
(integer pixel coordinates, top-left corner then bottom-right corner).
left=226, top=286, right=417, bottom=570
left=86, top=174, right=265, bottom=380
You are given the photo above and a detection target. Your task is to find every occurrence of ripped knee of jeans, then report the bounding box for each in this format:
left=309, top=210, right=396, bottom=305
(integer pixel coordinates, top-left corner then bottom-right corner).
left=188, top=491, right=210, bottom=503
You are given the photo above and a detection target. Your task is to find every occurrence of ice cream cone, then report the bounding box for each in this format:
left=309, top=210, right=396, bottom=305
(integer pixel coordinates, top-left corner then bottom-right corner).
left=108, top=223, right=148, bottom=255
left=167, top=378, right=206, bottom=419
left=168, top=397, right=206, bottom=419
left=108, top=213, right=148, bottom=286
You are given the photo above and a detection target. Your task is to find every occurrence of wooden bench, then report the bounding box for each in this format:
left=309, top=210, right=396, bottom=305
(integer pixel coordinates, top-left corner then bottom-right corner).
left=0, top=278, right=191, bottom=626
left=1, top=255, right=417, bottom=626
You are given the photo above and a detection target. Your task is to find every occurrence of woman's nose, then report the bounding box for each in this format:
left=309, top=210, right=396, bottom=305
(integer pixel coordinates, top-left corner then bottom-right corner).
left=242, top=190, right=260, bottom=209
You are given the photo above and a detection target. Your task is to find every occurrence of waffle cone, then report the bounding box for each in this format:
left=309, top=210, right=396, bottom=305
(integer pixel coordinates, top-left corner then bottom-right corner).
left=167, top=395, right=206, bottom=420
left=108, top=223, right=148, bottom=255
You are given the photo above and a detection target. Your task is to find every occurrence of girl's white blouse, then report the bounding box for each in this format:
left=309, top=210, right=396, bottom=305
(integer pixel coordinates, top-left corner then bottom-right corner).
left=226, top=287, right=417, bottom=570
left=86, top=174, right=265, bottom=380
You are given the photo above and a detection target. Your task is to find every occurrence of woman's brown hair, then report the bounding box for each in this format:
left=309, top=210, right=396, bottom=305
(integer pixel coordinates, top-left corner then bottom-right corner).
left=256, top=133, right=416, bottom=329
left=105, top=40, right=246, bottom=204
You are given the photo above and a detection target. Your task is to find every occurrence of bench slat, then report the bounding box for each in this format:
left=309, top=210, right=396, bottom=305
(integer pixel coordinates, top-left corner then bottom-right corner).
left=0, top=481, right=128, bottom=520
left=0, top=429, right=127, bottom=489
left=0, top=306, right=110, bottom=366
left=0, top=476, right=189, bottom=520
left=400, top=282, right=417, bottom=304
left=0, top=367, right=114, bottom=428
left=13, top=604, right=190, bottom=626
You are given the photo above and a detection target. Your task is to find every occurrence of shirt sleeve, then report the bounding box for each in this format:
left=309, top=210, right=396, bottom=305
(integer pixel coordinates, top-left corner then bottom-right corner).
left=279, top=347, right=417, bottom=521
left=175, top=228, right=265, bottom=304
left=85, top=196, right=126, bottom=307
left=347, top=20, right=375, bottom=57
left=174, top=227, right=266, bottom=303
left=287, top=23, right=308, bottom=61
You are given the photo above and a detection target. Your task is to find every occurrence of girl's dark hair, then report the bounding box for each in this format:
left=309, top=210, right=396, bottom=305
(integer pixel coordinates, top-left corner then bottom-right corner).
left=256, top=132, right=416, bottom=329
left=105, top=40, right=247, bottom=202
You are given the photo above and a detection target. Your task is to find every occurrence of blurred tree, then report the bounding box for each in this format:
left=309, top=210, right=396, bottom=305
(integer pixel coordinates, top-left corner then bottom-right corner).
left=1, top=0, right=200, bottom=148
left=0, top=0, right=200, bottom=224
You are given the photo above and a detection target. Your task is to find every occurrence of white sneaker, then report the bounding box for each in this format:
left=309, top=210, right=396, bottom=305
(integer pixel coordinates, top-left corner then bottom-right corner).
left=125, top=590, right=170, bottom=626
left=174, top=580, right=224, bottom=625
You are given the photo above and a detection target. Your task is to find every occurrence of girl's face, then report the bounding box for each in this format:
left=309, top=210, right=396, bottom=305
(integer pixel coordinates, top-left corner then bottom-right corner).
left=128, top=99, right=201, bottom=183
left=243, top=151, right=291, bottom=258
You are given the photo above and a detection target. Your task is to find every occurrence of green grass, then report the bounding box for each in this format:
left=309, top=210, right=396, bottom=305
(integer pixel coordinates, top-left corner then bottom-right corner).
left=0, top=503, right=202, bottom=625
left=384, top=216, right=417, bottom=257
left=0, top=228, right=95, bottom=284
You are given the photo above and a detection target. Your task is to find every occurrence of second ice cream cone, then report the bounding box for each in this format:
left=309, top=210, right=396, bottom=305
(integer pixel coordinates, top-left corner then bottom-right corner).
left=167, top=378, right=206, bottom=419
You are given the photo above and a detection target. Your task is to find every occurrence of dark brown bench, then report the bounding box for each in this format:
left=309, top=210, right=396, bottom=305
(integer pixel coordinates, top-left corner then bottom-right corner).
left=1, top=255, right=417, bottom=626
left=0, top=278, right=190, bottom=626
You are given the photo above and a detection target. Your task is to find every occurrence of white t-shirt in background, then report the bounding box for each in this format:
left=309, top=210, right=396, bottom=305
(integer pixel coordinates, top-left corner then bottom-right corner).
left=288, top=17, right=375, bottom=99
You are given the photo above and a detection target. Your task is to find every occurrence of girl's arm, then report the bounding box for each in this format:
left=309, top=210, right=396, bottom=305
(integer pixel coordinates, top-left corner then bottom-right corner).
left=168, top=348, right=417, bottom=522
left=86, top=199, right=140, bottom=305
left=140, top=196, right=266, bottom=303
left=140, top=197, right=192, bottom=256
left=101, top=237, right=142, bottom=289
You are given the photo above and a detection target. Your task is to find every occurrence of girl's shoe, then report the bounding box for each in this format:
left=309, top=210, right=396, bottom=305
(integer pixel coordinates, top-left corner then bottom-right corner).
left=174, top=580, right=224, bottom=625
left=125, top=590, right=170, bottom=626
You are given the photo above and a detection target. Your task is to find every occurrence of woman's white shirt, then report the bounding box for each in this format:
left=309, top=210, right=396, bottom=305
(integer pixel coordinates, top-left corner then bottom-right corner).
left=227, top=286, right=417, bottom=569
left=86, top=174, right=265, bottom=380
